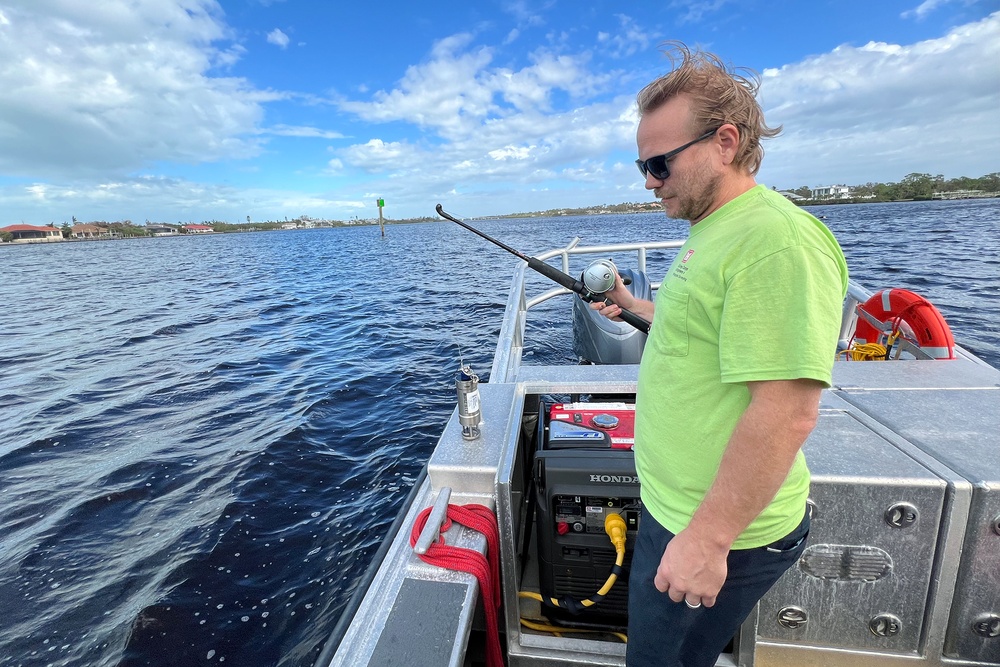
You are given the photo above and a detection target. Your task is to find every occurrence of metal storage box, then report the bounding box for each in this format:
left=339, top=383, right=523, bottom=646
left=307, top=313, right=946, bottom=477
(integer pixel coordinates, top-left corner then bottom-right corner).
left=757, top=398, right=949, bottom=656
left=835, top=357, right=1000, bottom=664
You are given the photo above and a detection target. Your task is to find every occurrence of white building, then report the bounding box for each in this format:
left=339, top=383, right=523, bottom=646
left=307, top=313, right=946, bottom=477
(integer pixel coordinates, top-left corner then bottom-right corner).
left=146, top=224, right=179, bottom=236
left=811, top=185, right=851, bottom=200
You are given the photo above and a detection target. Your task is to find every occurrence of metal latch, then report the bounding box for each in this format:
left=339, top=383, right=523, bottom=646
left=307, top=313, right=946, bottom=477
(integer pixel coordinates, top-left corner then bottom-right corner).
left=413, top=487, right=452, bottom=555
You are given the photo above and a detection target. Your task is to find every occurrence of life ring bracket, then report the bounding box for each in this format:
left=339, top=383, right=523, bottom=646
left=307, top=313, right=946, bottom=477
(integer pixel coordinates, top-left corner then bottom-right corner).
left=851, top=288, right=955, bottom=361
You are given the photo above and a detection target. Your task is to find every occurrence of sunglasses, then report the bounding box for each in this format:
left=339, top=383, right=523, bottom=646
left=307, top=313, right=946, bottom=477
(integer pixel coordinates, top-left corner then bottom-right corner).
left=635, top=128, right=720, bottom=180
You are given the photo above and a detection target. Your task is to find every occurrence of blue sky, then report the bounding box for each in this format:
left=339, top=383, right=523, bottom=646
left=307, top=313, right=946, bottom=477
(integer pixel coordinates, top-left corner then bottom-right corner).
left=0, top=0, right=997, bottom=224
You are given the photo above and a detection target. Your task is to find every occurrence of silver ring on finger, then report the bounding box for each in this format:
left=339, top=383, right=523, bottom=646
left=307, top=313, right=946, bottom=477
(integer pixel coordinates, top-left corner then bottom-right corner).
left=685, top=599, right=702, bottom=609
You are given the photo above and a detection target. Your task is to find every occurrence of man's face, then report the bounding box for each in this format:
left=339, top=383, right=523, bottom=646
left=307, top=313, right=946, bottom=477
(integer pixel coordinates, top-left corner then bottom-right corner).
left=636, top=96, right=721, bottom=223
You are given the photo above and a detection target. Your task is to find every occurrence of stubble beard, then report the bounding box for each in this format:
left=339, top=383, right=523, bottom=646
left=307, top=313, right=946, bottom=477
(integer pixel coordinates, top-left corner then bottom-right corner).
left=657, top=162, right=721, bottom=223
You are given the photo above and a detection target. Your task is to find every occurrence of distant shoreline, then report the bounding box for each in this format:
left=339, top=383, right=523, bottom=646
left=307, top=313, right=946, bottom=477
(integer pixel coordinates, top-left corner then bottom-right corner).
left=473, top=192, right=1000, bottom=220
left=3, top=193, right=997, bottom=245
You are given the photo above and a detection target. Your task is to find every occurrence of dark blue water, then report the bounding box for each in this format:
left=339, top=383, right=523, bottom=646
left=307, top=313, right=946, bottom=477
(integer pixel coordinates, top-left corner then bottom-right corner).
left=1, top=199, right=997, bottom=667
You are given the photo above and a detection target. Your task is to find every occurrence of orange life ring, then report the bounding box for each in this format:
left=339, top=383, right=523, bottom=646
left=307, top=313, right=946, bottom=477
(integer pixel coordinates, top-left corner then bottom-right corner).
left=854, top=288, right=955, bottom=360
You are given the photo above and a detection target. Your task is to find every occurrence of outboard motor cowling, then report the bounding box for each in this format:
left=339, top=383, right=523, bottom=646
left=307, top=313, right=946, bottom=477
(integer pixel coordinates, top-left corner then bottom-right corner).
left=572, top=268, right=652, bottom=364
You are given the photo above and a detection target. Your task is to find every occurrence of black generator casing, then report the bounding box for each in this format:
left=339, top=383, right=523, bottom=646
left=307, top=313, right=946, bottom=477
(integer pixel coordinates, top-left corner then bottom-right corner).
left=534, top=428, right=641, bottom=629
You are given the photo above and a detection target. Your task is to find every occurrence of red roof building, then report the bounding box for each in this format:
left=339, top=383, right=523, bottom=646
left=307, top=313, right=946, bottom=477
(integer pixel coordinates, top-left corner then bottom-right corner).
left=0, top=224, right=64, bottom=243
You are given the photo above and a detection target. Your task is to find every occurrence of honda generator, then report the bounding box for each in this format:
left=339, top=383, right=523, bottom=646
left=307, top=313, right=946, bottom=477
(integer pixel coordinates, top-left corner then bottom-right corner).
left=533, top=401, right=641, bottom=630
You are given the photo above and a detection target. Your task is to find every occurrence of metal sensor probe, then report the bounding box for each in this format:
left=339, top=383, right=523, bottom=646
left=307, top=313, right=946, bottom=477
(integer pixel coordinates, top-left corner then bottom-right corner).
left=456, top=365, right=482, bottom=440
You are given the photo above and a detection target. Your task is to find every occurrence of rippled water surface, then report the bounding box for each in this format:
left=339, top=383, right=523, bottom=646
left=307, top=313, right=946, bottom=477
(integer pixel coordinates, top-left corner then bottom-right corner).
left=1, top=199, right=998, bottom=666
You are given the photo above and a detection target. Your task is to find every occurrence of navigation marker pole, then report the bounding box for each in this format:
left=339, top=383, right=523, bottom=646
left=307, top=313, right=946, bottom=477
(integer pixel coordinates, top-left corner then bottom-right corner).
left=377, top=198, right=385, bottom=236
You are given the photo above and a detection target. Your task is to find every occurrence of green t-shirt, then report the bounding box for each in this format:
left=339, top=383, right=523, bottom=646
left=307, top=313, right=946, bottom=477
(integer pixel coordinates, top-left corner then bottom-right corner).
left=635, top=185, right=848, bottom=549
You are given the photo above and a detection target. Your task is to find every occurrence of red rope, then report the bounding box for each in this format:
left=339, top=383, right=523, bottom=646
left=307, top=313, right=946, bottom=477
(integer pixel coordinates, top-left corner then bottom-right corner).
left=890, top=300, right=924, bottom=339
left=409, top=503, right=503, bottom=667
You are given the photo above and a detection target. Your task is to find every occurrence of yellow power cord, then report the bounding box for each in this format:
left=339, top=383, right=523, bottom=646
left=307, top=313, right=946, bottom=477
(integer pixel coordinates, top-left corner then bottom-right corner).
left=843, top=342, right=888, bottom=361
left=844, top=330, right=901, bottom=361
left=519, top=512, right=628, bottom=643
left=518, top=617, right=628, bottom=643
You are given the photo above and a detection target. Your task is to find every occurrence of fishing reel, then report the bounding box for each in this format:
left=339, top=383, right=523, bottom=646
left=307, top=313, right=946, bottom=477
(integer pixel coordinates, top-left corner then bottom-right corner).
left=581, top=259, right=630, bottom=295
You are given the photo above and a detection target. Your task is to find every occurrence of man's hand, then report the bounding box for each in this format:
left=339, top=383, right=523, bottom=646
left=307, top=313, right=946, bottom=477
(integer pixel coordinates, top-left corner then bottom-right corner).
left=587, top=273, right=655, bottom=322
left=654, top=528, right=729, bottom=608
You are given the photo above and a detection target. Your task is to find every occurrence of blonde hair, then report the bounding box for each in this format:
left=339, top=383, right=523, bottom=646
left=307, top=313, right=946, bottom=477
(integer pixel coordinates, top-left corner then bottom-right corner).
left=636, top=42, right=780, bottom=175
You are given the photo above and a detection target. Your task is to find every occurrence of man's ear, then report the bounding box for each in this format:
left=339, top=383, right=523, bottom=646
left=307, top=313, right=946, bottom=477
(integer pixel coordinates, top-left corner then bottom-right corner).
left=715, top=123, right=741, bottom=166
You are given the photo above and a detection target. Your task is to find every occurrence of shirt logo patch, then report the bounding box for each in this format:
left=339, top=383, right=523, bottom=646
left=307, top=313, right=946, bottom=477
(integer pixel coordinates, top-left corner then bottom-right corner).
left=681, top=249, right=695, bottom=263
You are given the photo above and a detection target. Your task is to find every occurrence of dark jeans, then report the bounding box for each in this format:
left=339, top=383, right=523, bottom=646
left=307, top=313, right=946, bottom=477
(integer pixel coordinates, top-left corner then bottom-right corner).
left=626, top=506, right=810, bottom=667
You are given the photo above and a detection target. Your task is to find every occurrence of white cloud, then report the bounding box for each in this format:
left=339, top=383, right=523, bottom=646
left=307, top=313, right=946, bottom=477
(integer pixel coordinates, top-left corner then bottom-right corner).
left=0, top=0, right=276, bottom=179
left=266, top=28, right=290, bottom=48
left=334, top=95, right=636, bottom=207
left=338, top=34, right=610, bottom=139
left=265, top=124, right=345, bottom=139
left=278, top=195, right=365, bottom=211
left=758, top=12, right=1000, bottom=187
left=489, top=145, right=535, bottom=160
left=330, top=32, right=641, bottom=214
left=668, top=0, right=731, bottom=24
left=502, top=1, right=547, bottom=28
left=596, top=14, right=652, bottom=59
left=901, top=0, right=995, bottom=20
left=341, top=139, right=418, bottom=173
left=338, top=34, right=496, bottom=136
left=902, top=0, right=950, bottom=19
left=332, top=13, right=1000, bottom=215
left=0, top=175, right=362, bottom=223
left=216, top=43, right=249, bottom=68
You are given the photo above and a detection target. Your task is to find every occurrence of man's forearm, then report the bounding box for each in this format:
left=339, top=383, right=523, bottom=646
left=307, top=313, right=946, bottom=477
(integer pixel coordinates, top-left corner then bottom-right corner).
left=619, top=297, right=655, bottom=321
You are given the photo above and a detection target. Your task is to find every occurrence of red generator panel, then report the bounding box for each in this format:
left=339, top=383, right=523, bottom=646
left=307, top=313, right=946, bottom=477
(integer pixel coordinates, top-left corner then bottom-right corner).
left=549, top=402, right=635, bottom=449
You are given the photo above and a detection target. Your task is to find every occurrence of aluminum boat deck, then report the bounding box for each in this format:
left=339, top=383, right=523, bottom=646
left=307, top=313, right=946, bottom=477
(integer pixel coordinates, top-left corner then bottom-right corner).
left=322, top=239, right=1000, bottom=667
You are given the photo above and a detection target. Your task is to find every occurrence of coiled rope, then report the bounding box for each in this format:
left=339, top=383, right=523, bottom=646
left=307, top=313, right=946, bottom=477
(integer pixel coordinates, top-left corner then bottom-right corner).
left=409, top=503, right=502, bottom=667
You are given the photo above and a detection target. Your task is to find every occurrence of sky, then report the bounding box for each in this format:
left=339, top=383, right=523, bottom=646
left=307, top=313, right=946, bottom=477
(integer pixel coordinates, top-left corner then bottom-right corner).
left=0, top=0, right=998, bottom=225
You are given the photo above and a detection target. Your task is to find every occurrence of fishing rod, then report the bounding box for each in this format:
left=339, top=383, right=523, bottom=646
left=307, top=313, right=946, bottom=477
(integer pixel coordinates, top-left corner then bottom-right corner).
left=435, top=204, right=651, bottom=334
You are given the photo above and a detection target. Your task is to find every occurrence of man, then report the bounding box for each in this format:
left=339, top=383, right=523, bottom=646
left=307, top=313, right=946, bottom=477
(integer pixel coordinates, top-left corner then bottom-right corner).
left=592, top=44, right=848, bottom=666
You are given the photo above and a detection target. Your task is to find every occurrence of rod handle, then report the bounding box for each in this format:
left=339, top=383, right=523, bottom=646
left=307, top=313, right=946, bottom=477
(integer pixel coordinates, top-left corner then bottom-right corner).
left=616, top=307, right=651, bottom=334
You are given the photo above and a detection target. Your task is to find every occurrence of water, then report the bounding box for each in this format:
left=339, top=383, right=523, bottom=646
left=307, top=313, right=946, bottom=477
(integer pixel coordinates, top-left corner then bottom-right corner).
left=1, top=199, right=997, bottom=667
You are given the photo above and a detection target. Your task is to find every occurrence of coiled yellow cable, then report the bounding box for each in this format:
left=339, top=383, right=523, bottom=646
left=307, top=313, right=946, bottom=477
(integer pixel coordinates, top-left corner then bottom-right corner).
left=843, top=342, right=888, bottom=361
left=518, top=616, right=627, bottom=643
left=518, top=513, right=628, bottom=641
left=844, top=331, right=901, bottom=361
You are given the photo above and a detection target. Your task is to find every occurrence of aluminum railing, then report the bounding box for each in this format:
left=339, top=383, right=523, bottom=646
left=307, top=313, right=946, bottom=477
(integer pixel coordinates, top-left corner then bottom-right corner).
left=489, top=238, right=683, bottom=383
left=489, top=237, right=898, bottom=383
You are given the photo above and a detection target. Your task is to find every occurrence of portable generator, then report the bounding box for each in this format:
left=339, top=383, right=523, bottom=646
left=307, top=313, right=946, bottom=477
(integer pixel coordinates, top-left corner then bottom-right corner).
left=533, top=401, right=641, bottom=630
